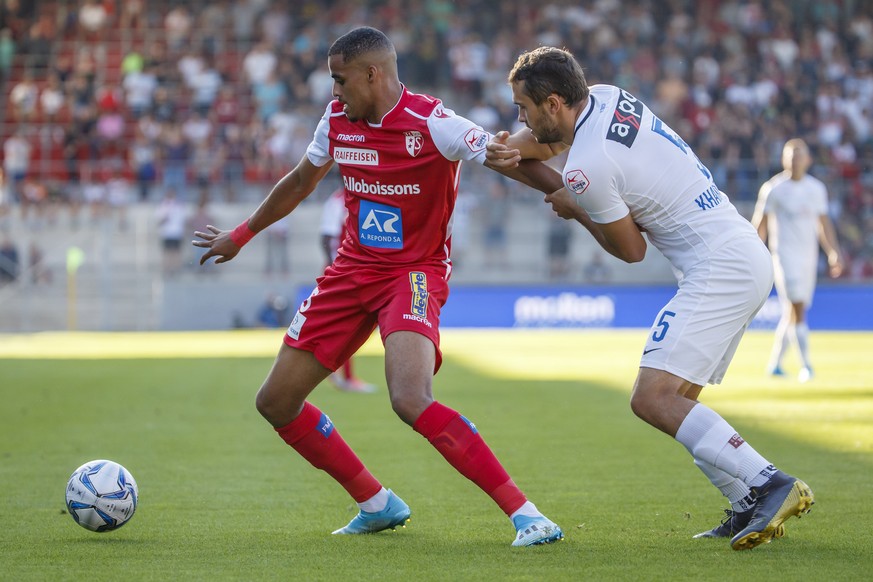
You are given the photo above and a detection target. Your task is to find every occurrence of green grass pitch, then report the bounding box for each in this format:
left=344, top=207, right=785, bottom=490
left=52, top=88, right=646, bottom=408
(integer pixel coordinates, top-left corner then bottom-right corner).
left=1, top=329, right=871, bottom=581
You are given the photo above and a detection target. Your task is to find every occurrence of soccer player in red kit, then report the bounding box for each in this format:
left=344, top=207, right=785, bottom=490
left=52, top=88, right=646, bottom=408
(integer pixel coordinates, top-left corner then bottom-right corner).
left=194, top=27, right=564, bottom=546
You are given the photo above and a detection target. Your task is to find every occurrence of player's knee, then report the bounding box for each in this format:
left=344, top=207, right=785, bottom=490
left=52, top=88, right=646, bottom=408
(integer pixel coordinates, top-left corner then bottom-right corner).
left=255, top=385, right=290, bottom=425
left=629, top=388, right=650, bottom=420
left=389, top=392, right=432, bottom=425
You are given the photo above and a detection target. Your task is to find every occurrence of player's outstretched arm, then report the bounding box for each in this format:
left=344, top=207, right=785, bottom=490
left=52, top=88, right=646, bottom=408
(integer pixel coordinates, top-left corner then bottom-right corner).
left=545, top=188, right=646, bottom=263
left=484, top=130, right=566, bottom=170
left=194, top=157, right=333, bottom=265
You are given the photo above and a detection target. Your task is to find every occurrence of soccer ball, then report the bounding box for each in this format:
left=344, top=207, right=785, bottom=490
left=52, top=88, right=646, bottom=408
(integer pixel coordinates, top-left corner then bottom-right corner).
left=65, top=460, right=138, bottom=532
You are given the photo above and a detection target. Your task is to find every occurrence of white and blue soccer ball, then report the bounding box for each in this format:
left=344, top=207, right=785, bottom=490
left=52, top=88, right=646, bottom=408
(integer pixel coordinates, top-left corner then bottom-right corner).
left=65, top=460, right=138, bottom=532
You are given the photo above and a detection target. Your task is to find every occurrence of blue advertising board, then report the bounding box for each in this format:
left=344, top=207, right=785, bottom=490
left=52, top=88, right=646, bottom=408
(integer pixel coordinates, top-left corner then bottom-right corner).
left=439, top=285, right=873, bottom=331
left=293, top=284, right=873, bottom=330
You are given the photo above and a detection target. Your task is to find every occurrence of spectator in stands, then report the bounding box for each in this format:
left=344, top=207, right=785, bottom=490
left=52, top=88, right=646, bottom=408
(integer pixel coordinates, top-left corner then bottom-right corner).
left=217, top=124, right=247, bottom=202
left=211, top=86, right=242, bottom=139
left=156, top=188, right=187, bottom=277
left=547, top=215, right=574, bottom=281
left=583, top=251, right=612, bottom=284
left=39, top=73, right=65, bottom=123
left=243, top=40, right=278, bottom=86
left=186, top=190, right=215, bottom=273
left=164, top=4, right=192, bottom=55
left=78, top=0, right=108, bottom=39
left=129, top=129, right=156, bottom=201
left=119, top=0, right=145, bottom=33
left=0, top=28, right=14, bottom=78
left=28, top=240, right=51, bottom=285
left=0, top=234, right=19, bottom=285
left=256, top=292, right=290, bottom=328
left=264, top=216, right=290, bottom=277
left=122, top=62, right=158, bottom=118
left=181, top=109, right=213, bottom=149
left=482, top=177, right=510, bottom=271
left=253, top=70, right=287, bottom=122
left=150, top=86, right=176, bottom=123
left=190, top=56, right=223, bottom=115
left=3, top=129, right=30, bottom=204
left=106, top=166, right=133, bottom=230
left=9, top=70, right=38, bottom=121
left=159, top=122, right=188, bottom=197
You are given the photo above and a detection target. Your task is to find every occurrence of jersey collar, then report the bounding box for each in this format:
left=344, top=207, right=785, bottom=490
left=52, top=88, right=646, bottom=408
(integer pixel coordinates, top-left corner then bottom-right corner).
left=573, top=95, right=596, bottom=137
left=368, top=84, right=409, bottom=127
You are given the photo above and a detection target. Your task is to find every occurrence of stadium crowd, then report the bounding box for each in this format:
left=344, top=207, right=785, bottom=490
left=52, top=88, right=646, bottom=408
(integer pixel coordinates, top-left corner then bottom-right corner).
left=1, top=0, right=872, bottom=280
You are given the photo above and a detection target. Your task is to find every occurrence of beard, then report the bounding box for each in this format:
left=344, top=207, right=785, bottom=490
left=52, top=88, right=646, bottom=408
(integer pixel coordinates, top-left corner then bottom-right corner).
left=530, top=118, right=562, bottom=144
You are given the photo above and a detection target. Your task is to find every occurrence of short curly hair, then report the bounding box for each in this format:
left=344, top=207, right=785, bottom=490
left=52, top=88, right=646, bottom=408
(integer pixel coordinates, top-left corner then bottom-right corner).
left=509, top=47, right=589, bottom=107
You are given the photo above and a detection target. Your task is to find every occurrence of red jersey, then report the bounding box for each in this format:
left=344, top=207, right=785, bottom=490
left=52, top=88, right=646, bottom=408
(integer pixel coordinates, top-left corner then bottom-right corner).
left=306, top=86, right=491, bottom=275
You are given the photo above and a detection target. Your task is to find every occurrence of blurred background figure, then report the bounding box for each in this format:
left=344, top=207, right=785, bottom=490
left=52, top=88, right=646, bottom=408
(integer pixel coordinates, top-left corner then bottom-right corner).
left=752, top=139, right=844, bottom=383
left=318, top=186, right=376, bottom=393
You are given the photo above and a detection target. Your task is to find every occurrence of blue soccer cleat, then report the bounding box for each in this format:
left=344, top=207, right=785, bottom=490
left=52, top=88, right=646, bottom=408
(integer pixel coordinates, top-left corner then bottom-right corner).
left=511, top=515, right=564, bottom=547
left=332, top=489, right=411, bottom=535
left=768, top=365, right=786, bottom=377
left=730, top=471, right=814, bottom=550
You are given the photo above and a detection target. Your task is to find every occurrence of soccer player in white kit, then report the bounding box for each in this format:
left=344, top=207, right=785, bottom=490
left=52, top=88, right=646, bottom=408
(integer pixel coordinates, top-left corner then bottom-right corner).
left=752, top=139, right=843, bottom=382
left=485, top=47, right=814, bottom=550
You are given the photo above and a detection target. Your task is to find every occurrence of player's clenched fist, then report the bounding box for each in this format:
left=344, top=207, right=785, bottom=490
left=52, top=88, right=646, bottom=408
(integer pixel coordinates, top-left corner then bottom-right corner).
left=484, top=131, right=522, bottom=169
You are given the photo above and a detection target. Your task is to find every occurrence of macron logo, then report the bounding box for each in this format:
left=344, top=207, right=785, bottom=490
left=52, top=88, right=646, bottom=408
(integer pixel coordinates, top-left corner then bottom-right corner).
left=337, top=133, right=366, bottom=143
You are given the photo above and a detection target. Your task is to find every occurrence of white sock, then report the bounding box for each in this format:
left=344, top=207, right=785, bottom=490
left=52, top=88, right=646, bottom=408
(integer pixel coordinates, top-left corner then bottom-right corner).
left=358, top=487, right=389, bottom=513
left=675, top=404, right=776, bottom=487
left=694, top=458, right=756, bottom=512
left=769, top=318, right=790, bottom=370
left=795, top=322, right=812, bottom=369
left=510, top=501, right=542, bottom=521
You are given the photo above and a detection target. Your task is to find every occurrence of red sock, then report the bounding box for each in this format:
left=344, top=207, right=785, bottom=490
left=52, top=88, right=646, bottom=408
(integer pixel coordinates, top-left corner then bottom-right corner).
left=413, top=401, right=527, bottom=515
left=342, top=359, right=354, bottom=381
left=275, top=402, right=382, bottom=503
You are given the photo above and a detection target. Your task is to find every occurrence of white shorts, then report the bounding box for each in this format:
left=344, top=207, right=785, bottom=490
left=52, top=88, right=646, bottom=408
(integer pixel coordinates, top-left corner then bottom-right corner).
left=773, top=257, right=816, bottom=306
left=640, top=234, right=774, bottom=386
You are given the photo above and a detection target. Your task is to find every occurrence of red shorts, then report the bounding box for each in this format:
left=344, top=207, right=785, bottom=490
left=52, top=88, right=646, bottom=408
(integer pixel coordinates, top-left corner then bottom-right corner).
left=283, top=261, right=450, bottom=373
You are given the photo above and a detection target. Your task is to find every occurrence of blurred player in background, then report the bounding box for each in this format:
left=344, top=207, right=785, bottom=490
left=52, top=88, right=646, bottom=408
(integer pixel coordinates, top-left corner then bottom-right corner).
left=319, top=186, right=376, bottom=393
left=194, top=27, right=565, bottom=546
left=752, top=139, right=843, bottom=382
left=486, top=47, right=814, bottom=551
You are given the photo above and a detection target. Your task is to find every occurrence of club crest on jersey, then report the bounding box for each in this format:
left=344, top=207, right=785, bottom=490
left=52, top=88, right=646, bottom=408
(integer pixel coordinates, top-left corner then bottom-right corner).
left=464, top=128, right=489, bottom=152
left=566, top=169, right=589, bottom=195
left=405, top=131, right=423, bottom=157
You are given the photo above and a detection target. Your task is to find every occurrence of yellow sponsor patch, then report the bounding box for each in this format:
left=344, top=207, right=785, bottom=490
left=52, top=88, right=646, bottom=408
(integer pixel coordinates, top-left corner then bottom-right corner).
left=409, top=272, right=428, bottom=317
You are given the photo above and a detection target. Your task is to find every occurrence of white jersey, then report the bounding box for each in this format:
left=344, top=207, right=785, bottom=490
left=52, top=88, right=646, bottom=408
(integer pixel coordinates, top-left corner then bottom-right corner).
left=755, top=172, right=828, bottom=271
left=319, top=189, right=347, bottom=239
left=564, top=84, right=758, bottom=279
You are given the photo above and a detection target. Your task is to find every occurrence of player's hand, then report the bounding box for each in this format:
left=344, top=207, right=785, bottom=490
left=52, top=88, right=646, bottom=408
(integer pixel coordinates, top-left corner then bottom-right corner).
left=828, top=255, right=844, bottom=278
left=544, top=188, right=579, bottom=220
left=484, top=131, right=521, bottom=169
left=193, top=225, right=241, bottom=265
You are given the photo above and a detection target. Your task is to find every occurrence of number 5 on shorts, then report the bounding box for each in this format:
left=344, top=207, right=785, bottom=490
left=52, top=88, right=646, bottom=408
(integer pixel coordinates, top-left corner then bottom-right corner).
left=652, top=310, right=676, bottom=342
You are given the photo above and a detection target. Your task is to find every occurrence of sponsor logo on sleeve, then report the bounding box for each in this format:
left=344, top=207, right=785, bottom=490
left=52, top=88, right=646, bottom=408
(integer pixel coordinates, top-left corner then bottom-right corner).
left=606, top=89, right=644, bottom=148
left=463, top=128, right=489, bottom=152
left=287, top=312, right=306, bottom=340
left=358, top=199, right=403, bottom=249
left=334, top=147, right=379, bottom=166
left=434, top=107, right=451, bottom=118
left=565, top=169, right=590, bottom=195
